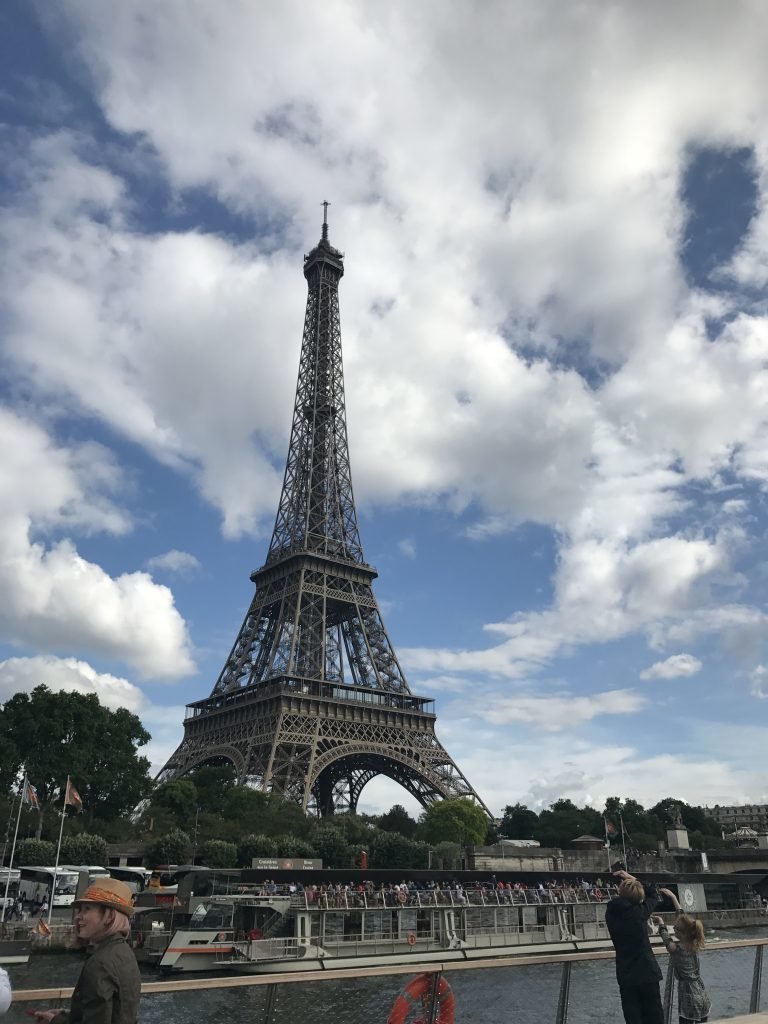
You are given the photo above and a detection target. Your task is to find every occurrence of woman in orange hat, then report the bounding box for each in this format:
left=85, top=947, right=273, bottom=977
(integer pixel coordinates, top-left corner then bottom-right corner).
left=32, top=878, right=140, bottom=1023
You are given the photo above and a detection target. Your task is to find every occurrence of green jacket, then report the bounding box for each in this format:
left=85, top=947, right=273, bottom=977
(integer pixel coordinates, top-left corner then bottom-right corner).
left=52, top=935, right=140, bottom=1024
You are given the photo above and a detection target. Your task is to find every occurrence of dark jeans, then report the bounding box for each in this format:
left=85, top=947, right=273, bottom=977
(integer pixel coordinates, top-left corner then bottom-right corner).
left=618, top=981, right=664, bottom=1024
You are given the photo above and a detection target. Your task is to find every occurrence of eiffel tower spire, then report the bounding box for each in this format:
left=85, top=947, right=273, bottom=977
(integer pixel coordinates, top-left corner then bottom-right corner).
left=158, top=212, right=490, bottom=817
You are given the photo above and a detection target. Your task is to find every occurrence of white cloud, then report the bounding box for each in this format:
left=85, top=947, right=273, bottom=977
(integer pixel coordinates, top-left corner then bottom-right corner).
left=0, top=408, right=194, bottom=680
left=398, top=538, right=416, bottom=559
left=450, top=733, right=768, bottom=815
left=641, top=654, right=703, bottom=680
left=0, top=654, right=145, bottom=713
left=145, top=549, right=201, bottom=574
left=0, top=0, right=768, bottom=803
left=474, top=689, right=645, bottom=731
left=749, top=665, right=768, bottom=699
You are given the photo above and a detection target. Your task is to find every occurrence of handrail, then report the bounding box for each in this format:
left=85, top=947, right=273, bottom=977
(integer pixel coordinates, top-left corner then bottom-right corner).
left=12, top=936, right=768, bottom=1002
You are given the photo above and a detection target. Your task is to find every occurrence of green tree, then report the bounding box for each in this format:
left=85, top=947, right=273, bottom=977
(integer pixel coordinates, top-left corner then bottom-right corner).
left=377, top=804, right=418, bottom=839
left=0, top=686, right=152, bottom=835
left=61, top=833, right=108, bottom=865
left=200, top=839, right=237, bottom=867
left=16, top=838, right=56, bottom=865
left=499, top=803, right=540, bottom=840
left=220, top=788, right=311, bottom=839
left=369, top=830, right=427, bottom=869
left=536, top=800, right=603, bottom=848
left=418, top=799, right=488, bottom=846
left=153, top=780, right=198, bottom=828
left=185, top=764, right=237, bottom=813
left=147, top=828, right=192, bottom=866
left=273, top=836, right=317, bottom=858
left=237, top=834, right=278, bottom=866
left=312, top=824, right=351, bottom=867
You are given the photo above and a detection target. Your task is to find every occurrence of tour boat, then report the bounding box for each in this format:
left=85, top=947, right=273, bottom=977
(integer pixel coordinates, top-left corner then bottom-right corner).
left=154, top=885, right=625, bottom=974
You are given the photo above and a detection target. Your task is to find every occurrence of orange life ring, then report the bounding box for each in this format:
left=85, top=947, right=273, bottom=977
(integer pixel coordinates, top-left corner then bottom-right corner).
left=594, top=888, right=603, bottom=901
left=397, top=890, right=407, bottom=904
left=387, top=973, right=455, bottom=1024
left=407, top=932, right=417, bottom=947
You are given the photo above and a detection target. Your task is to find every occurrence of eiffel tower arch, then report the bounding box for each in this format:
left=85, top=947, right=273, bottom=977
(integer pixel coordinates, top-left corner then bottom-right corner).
left=159, top=208, right=490, bottom=818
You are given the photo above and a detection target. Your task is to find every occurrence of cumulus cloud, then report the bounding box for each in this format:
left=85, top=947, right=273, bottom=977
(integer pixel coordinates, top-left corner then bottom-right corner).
left=641, top=654, right=703, bottom=680
left=0, top=408, right=194, bottom=680
left=1, top=0, right=768, bottom=804
left=476, top=689, right=645, bottom=731
left=145, top=549, right=201, bottom=574
left=0, top=654, right=145, bottom=713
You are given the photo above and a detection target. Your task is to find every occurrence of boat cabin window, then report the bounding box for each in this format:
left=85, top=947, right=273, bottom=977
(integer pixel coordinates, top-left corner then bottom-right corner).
left=190, top=903, right=232, bottom=930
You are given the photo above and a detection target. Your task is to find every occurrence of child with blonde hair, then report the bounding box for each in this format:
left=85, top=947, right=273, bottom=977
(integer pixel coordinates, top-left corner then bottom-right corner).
left=652, top=888, right=711, bottom=1024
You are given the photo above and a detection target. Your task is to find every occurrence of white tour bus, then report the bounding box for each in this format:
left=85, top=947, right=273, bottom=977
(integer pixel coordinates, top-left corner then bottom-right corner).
left=18, top=866, right=80, bottom=907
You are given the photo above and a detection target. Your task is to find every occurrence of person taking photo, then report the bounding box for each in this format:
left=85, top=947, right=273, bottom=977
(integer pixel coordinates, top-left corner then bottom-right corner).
left=605, top=868, right=663, bottom=1024
left=652, top=888, right=711, bottom=1024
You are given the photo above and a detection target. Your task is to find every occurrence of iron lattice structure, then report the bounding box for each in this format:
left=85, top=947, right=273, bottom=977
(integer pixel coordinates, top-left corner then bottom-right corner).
left=159, top=213, right=490, bottom=817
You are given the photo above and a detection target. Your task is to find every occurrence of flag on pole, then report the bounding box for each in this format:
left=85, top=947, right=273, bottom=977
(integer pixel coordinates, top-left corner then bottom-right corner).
left=22, top=779, right=39, bottom=810
left=37, top=917, right=51, bottom=937
left=64, top=779, right=83, bottom=812
left=604, top=816, right=618, bottom=836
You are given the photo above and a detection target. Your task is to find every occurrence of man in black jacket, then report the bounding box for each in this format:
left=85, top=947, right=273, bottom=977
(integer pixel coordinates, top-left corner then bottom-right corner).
left=605, top=869, right=663, bottom=1024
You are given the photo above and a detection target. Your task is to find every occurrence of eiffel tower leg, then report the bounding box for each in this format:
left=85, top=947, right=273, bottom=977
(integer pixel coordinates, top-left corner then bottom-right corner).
left=316, top=774, right=335, bottom=816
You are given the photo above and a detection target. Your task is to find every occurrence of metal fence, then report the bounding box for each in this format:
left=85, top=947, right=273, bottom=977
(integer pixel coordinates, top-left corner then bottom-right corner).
left=7, top=936, right=767, bottom=1024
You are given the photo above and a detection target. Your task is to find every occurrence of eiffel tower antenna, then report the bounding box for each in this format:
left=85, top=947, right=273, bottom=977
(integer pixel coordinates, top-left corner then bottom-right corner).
left=158, top=210, right=490, bottom=817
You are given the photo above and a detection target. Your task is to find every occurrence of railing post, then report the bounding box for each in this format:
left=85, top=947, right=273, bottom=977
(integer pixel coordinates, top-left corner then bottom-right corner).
left=662, top=959, right=675, bottom=1024
left=750, top=943, right=763, bottom=1014
left=426, top=970, right=442, bottom=1023
left=554, top=961, right=572, bottom=1024
left=262, top=982, right=278, bottom=1024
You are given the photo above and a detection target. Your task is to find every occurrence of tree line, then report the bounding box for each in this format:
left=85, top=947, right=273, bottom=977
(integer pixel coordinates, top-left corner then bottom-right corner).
left=0, top=686, right=727, bottom=870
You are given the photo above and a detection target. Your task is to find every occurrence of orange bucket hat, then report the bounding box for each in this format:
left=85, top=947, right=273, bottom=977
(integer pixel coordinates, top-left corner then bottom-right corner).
left=74, top=878, right=135, bottom=917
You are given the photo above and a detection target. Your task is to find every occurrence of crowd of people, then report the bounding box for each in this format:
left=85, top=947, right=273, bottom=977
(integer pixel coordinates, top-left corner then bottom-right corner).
left=249, top=875, right=623, bottom=908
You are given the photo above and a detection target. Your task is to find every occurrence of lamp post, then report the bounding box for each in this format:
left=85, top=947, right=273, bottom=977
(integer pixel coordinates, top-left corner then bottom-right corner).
left=498, top=834, right=507, bottom=861
left=191, top=806, right=200, bottom=865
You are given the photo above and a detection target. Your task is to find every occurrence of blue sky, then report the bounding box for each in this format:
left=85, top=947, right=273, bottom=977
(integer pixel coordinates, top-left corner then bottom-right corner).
left=1, top=1, right=767, bottom=817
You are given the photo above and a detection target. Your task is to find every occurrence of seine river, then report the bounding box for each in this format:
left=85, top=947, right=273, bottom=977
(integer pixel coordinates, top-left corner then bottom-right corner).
left=5, top=926, right=767, bottom=1023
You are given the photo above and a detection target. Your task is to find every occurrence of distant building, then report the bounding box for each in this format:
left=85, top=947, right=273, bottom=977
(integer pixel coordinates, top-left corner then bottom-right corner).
left=706, top=804, right=768, bottom=833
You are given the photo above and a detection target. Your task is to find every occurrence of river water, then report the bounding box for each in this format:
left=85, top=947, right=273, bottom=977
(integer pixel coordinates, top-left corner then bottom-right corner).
left=5, top=926, right=767, bottom=1023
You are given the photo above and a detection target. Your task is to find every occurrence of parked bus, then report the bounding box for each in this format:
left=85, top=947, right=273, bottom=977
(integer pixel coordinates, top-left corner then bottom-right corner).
left=109, top=867, right=150, bottom=893
left=18, top=866, right=80, bottom=907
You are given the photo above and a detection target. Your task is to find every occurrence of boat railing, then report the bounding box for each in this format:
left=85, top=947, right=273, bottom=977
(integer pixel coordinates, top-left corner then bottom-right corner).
left=291, top=884, right=623, bottom=911
left=225, top=936, right=308, bottom=962
left=13, top=935, right=768, bottom=1023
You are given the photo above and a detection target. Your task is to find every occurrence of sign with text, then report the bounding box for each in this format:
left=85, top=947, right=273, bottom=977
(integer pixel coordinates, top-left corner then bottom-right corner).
left=251, top=858, right=323, bottom=871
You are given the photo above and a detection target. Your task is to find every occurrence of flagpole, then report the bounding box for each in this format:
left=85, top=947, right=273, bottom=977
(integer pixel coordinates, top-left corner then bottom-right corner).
left=619, top=810, right=628, bottom=868
left=3, top=776, right=26, bottom=915
left=603, top=815, right=612, bottom=870
left=49, top=776, right=69, bottom=925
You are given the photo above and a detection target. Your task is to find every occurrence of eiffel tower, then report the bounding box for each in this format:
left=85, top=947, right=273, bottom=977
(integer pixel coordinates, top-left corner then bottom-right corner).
left=159, top=207, right=490, bottom=817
